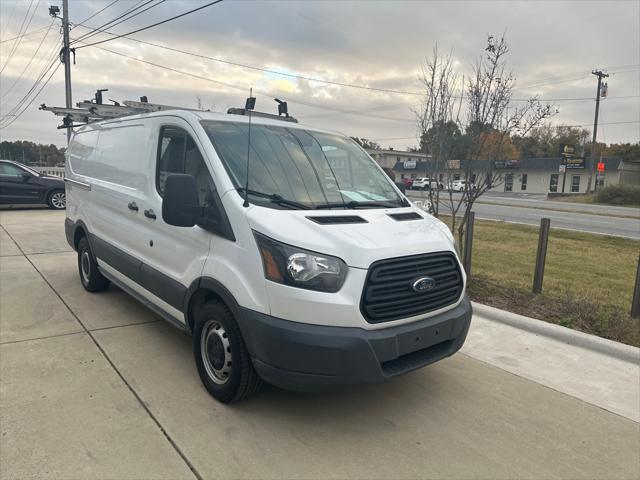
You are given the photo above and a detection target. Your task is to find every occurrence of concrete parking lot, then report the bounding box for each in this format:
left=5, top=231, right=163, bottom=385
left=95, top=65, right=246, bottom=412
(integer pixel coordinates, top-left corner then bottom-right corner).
left=1, top=209, right=639, bottom=480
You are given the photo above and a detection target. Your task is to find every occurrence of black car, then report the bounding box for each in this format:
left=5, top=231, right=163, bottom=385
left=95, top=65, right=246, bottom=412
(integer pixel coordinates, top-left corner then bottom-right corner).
left=0, top=160, right=66, bottom=209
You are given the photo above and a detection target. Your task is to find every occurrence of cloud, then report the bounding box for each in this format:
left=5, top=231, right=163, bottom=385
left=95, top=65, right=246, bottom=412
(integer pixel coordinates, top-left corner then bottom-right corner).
left=1, top=0, right=638, bottom=148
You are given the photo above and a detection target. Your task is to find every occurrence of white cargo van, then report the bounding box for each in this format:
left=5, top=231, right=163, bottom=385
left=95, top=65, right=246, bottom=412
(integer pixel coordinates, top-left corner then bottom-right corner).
left=64, top=109, right=472, bottom=403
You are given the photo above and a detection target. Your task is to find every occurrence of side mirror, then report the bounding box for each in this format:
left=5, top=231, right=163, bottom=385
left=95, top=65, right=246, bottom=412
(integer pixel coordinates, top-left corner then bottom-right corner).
left=22, top=172, right=31, bottom=181
left=162, top=174, right=202, bottom=227
left=395, top=182, right=406, bottom=194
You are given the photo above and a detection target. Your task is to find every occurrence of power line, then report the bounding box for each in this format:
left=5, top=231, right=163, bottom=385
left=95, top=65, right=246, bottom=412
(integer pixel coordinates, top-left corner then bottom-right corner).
left=0, top=0, right=39, bottom=75
left=88, top=43, right=418, bottom=123
left=0, top=24, right=50, bottom=44
left=72, top=0, right=160, bottom=45
left=72, top=23, right=640, bottom=105
left=0, top=61, right=61, bottom=130
left=369, top=121, right=640, bottom=142
left=75, top=0, right=224, bottom=50
left=0, top=1, right=18, bottom=35
left=79, top=42, right=640, bottom=127
left=1, top=19, right=56, bottom=100
left=75, top=0, right=121, bottom=25
left=0, top=42, right=61, bottom=124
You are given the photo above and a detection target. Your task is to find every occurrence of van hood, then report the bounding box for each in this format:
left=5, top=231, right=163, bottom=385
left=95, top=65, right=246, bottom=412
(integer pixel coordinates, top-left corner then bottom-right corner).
left=246, top=206, right=457, bottom=269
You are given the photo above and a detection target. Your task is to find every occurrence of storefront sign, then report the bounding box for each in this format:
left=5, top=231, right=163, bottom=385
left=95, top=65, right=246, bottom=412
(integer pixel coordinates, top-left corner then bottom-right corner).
left=565, top=157, right=585, bottom=169
left=560, top=144, right=576, bottom=157
left=403, top=160, right=417, bottom=169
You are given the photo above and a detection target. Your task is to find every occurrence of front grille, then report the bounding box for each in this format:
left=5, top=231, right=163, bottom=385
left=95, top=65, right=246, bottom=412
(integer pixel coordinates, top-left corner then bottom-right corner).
left=361, top=252, right=463, bottom=323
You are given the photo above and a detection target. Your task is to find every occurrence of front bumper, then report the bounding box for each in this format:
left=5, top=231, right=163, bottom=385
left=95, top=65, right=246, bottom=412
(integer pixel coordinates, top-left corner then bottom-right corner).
left=236, top=295, right=472, bottom=391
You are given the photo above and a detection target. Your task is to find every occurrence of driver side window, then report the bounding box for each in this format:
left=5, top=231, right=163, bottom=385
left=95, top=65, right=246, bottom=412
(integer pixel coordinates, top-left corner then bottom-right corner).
left=156, top=126, right=214, bottom=205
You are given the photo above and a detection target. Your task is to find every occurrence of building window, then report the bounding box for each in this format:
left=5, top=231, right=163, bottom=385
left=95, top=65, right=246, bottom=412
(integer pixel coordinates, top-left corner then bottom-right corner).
left=397, top=156, right=401, bottom=162
left=571, top=175, right=580, bottom=193
left=504, top=174, right=513, bottom=192
left=453, top=174, right=461, bottom=181
left=521, top=173, right=528, bottom=191
left=411, top=174, right=417, bottom=179
left=550, top=174, right=558, bottom=192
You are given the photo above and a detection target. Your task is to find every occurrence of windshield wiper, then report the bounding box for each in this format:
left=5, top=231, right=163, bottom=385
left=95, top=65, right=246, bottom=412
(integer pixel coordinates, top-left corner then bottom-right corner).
left=316, top=200, right=405, bottom=209
left=237, top=188, right=312, bottom=210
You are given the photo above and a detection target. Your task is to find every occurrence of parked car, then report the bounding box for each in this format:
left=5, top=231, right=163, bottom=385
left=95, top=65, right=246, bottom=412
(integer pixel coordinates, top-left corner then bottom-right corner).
left=0, top=160, right=66, bottom=209
left=412, top=177, right=442, bottom=190
left=450, top=180, right=476, bottom=192
left=64, top=109, right=471, bottom=403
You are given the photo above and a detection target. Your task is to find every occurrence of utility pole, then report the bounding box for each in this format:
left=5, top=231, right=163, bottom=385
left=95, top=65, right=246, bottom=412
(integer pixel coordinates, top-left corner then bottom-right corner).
left=61, top=0, right=72, bottom=144
left=587, top=70, right=608, bottom=193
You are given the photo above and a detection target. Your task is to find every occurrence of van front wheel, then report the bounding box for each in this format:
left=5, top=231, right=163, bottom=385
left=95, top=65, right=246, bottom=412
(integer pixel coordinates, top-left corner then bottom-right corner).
left=194, top=301, right=262, bottom=403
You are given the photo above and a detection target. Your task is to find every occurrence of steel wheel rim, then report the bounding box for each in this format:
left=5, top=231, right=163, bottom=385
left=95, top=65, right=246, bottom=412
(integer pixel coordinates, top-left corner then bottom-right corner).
left=80, top=250, right=91, bottom=284
left=201, top=320, right=232, bottom=385
left=51, top=192, right=66, bottom=208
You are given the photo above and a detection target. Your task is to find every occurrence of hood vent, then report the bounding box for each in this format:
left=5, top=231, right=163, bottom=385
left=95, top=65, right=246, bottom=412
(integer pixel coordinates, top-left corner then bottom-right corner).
left=307, top=215, right=368, bottom=225
left=388, top=212, right=423, bottom=221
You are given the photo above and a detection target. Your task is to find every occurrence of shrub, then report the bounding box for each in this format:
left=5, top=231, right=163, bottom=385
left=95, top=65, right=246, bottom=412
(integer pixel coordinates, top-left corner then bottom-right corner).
left=595, top=184, right=640, bottom=206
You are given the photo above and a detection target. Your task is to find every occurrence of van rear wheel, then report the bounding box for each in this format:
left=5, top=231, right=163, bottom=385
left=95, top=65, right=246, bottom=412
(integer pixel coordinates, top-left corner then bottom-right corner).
left=77, top=236, right=110, bottom=292
left=194, top=301, right=262, bottom=403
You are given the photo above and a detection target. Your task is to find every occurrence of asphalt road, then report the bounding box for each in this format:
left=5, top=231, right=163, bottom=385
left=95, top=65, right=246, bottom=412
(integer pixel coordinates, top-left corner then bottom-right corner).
left=1, top=209, right=638, bottom=479
left=407, top=191, right=640, bottom=239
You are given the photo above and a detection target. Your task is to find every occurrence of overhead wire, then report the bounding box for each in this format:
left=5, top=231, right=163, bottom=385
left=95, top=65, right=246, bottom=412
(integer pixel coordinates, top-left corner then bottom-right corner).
left=74, top=0, right=224, bottom=49
left=369, top=121, right=640, bottom=142
left=0, top=60, right=61, bottom=129
left=0, top=1, right=18, bottom=34
left=75, top=0, right=121, bottom=26
left=71, top=0, right=160, bottom=45
left=0, top=0, right=39, bottom=75
left=84, top=43, right=417, bottom=123
left=0, top=40, right=61, bottom=124
left=1, top=19, right=56, bottom=100
left=71, top=23, right=639, bottom=105
left=0, top=25, right=52, bottom=45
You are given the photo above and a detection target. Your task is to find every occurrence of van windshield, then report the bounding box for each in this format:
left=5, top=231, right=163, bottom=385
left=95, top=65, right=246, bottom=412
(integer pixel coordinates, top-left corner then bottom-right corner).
left=201, top=120, right=405, bottom=209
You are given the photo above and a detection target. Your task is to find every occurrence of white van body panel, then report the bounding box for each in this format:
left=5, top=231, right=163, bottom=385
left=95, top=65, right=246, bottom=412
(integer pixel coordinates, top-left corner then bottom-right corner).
left=65, top=109, right=465, bottom=329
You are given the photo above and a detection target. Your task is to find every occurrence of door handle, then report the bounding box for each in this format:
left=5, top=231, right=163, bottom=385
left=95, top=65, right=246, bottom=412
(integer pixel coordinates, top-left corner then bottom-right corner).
left=144, top=209, right=156, bottom=220
left=128, top=201, right=139, bottom=212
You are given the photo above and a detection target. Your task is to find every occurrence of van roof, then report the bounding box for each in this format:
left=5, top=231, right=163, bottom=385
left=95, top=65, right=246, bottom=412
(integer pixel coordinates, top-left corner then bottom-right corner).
left=74, top=108, right=344, bottom=138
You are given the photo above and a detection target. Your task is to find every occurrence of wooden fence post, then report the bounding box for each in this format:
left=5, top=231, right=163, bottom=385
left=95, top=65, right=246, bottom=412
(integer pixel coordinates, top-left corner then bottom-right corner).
left=631, top=255, right=640, bottom=319
left=532, top=218, right=551, bottom=294
left=462, top=211, right=475, bottom=277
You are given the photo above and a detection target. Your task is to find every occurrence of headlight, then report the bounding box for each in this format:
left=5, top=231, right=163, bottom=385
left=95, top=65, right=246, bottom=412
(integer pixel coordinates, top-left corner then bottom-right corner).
left=254, top=232, right=347, bottom=292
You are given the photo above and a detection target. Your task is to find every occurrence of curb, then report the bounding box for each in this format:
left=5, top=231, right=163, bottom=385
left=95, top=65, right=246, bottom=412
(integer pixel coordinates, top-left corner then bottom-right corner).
left=471, top=302, right=640, bottom=364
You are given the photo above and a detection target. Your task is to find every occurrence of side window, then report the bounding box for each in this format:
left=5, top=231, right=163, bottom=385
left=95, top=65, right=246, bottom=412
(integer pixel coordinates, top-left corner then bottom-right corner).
left=157, top=127, right=213, bottom=204
left=0, top=164, right=25, bottom=177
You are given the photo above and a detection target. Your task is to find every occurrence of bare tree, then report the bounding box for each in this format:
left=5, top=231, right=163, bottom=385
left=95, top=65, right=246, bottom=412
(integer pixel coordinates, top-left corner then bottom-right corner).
left=452, top=35, right=556, bottom=246
left=413, top=45, right=463, bottom=217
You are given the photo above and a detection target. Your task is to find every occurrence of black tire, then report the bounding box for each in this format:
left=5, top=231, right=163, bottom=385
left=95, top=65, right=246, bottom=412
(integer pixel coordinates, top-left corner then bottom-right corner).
left=193, top=301, right=262, bottom=403
left=47, top=189, right=66, bottom=209
left=77, top=236, right=110, bottom=292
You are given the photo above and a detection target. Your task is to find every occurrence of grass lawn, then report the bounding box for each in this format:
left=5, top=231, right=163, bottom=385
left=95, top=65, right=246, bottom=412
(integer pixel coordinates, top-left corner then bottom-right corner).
left=440, top=216, right=639, bottom=346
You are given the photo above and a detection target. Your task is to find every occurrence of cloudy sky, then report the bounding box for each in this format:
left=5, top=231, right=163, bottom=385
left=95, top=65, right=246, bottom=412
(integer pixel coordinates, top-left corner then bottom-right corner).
left=1, top=0, right=638, bottom=149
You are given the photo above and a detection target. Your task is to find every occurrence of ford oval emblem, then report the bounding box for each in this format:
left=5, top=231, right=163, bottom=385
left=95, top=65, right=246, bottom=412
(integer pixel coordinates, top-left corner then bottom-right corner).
left=412, top=277, right=436, bottom=293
